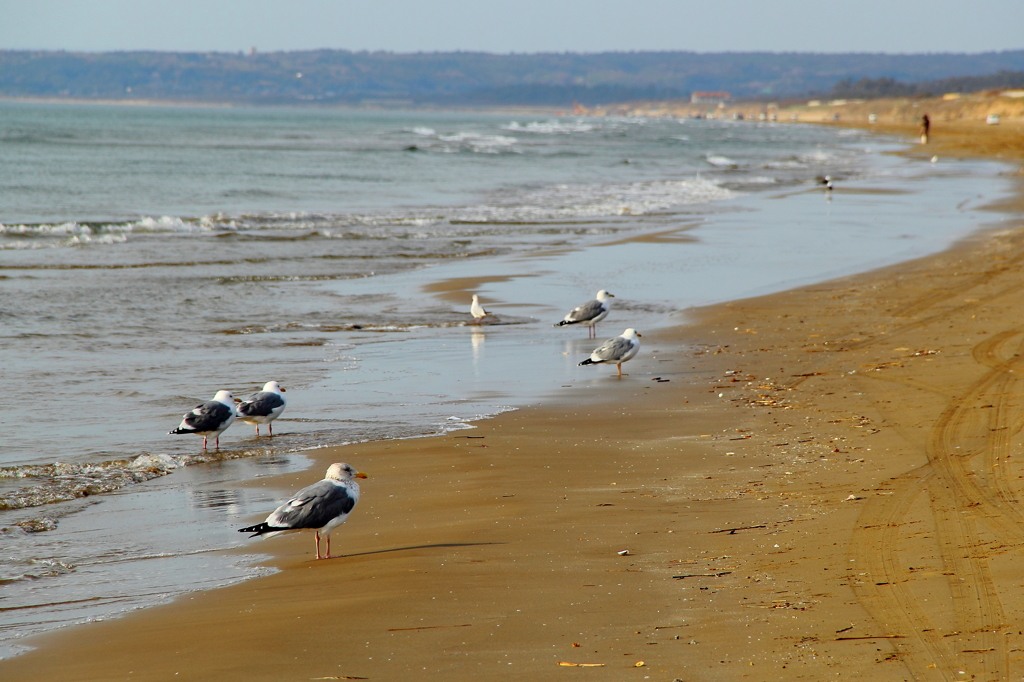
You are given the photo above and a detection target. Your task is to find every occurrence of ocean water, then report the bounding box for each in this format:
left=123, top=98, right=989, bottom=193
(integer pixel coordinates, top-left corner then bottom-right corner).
left=0, top=102, right=1014, bottom=656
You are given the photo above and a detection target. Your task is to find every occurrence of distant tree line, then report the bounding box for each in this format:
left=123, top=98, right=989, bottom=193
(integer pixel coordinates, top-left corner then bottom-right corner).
left=829, top=70, right=1024, bottom=99
left=2, top=49, right=1024, bottom=106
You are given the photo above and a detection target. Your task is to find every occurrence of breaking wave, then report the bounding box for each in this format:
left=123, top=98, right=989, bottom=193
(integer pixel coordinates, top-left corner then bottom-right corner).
left=0, top=176, right=737, bottom=249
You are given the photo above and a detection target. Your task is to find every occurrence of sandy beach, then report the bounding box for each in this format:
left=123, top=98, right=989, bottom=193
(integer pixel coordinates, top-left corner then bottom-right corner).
left=4, top=120, right=1024, bottom=681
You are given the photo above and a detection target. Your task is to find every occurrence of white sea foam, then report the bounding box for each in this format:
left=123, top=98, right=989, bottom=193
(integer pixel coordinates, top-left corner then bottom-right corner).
left=0, top=557, right=74, bottom=583
left=502, top=120, right=599, bottom=134
left=764, top=159, right=808, bottom=170
left=0, top=450, right=265, bottom=511
left=68, top=234, right=129, bottom=246
left=799, top=149, right=836, bottom=164
left=0, top=221, right=120, bottom=236
left=437, top=132, right=519, bottom=154
left=0, top=175, right=735, bottom=250
left=449, top=177, right=736, bottom=223
left=705, top=154, right=739, bottom=168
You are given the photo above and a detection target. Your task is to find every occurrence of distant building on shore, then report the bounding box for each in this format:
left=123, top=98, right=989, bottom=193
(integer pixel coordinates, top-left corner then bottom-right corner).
left=690, top=91, right=731, bottom=104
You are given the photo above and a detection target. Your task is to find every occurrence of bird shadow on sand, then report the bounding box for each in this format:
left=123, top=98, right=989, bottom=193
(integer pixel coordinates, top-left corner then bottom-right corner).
left=318, top=542, right=504, bottom=561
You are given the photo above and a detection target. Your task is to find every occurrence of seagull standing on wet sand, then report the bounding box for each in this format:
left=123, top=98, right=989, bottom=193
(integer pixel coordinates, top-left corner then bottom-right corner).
left=578, top=328, right=642, bottom=376
left=555, top=289, right=614, bottom=338
left=470, top=294, right=489, bottom=324
left=168, top=390, right=237, bottom=450
left=237, top=381, right=287, bottom=436
left=818, top=175, right=833, bottom=191
left=238, top=463, right=367, bottom=560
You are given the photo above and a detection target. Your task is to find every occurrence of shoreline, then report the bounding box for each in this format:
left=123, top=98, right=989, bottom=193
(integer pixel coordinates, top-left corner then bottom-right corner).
left=4, top=125, right=1024, bottom=680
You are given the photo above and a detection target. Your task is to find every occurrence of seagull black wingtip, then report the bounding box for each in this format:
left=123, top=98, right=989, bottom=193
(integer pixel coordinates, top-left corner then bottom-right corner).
left=238, top=522, right=273, bottom=537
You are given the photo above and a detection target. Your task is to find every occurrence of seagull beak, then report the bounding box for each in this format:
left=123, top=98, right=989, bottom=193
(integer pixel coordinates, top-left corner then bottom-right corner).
left=355, top=472, right=368, bottom=479
left=608, top=293, right=615, bottom=297
left=636, top=332, right=642, bottom=337
left=234, top=397, right=242, bottom=403
left=280, top=388, right=286, bottom=392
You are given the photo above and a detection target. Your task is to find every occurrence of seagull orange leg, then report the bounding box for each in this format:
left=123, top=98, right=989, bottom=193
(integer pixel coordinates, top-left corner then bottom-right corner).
left=315, top=531, right=322, bottom=559
left=268, top=423, right=273, bottom=437
left=325, top=534, right=331, bottom=559
left=202, top=436, right=208, bottom=450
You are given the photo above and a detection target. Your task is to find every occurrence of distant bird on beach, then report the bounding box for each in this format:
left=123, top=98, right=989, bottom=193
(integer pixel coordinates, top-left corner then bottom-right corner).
left=470, top=294, right=490, bottom=323
left=817, top=175, right=833, bottom=191
left=555, top=289, right=614, bottom=338
left=237, top=381, right=287, bottom=436
left=238, top=462, right=367, bottom=560
left=168, top=390, right=237, bottom=450
left=579, top=328, right=642, bottom=376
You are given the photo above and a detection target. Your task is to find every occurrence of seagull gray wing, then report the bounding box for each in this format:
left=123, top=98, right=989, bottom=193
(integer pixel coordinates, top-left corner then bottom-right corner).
left=591, top=336, right=633, bottom=363
left=238, top=391, right=285, bottom=418
left=182, top=401, right=233, bottom=432
left=566, top=299, right=604, bottom=323
left=267, top=480, right=356, bottom=531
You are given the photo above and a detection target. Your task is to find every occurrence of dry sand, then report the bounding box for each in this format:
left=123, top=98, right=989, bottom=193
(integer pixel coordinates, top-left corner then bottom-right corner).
left=5, top=128, right=1024, bottom=682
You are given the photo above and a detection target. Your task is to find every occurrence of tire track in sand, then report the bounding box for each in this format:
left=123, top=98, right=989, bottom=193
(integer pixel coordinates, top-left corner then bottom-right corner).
left=849, top=329, right=1024, bottom=680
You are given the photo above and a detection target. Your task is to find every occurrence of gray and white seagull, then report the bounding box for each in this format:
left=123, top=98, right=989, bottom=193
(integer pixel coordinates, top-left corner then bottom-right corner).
left=236, top=380, right=287, bottom=436
left=554, top=289, right=614, bottom=338
left=578, top=328, right=642, bottom=376
left=168, top=390, right=237, bottom=450
left=238, top=463, right=367, bottom=560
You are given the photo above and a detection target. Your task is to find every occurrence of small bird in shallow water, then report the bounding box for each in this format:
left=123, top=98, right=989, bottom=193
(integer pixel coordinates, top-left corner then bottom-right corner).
left=238, top=463, right=367, bottom=560
left=555, top=289, right=614, bottom=339
left=578, top=328, right=642, bottom=376
left=237, top=381, right=287, bottom=436
left=470, top=294, right=489, bottom=323
left=817, top=175, right=833, bottom=191
left=168, top=390, right=237, bottom=450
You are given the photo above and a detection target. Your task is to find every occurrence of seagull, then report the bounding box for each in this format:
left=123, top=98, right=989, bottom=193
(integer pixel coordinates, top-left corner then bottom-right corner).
left=237, top=381, right=287, bottom=436
left=817, top=175, right=833, bottom=191
left=238, top=463, right=367, bottom=560
left=168, top=390, right=237, bottom=450
left=470, top=294, right=489, bottom=323
left=555, top=289, right=614, bottom=338
left=578, top=328, right=642, bottom=376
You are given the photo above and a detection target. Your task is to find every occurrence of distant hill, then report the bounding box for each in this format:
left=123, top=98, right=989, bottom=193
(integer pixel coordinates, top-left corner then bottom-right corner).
left=2, top=49, right=1024, bottom=106
left=828, top=71, right=1024, bottom=100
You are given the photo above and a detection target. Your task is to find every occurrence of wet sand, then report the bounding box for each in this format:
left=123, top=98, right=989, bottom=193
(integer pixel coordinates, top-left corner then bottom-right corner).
left=6, top=131, right=1024, bottom=681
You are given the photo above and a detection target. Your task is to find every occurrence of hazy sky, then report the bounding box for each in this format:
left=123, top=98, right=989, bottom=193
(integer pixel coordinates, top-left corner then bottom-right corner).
left=2, top=0, right=1022, bottom=54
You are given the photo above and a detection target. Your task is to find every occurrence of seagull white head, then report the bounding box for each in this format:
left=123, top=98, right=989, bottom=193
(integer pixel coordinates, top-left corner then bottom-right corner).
left=262, top=381, right=285, bottom=393
left=326, top=462, right=368, bottom=482
left=596, top=290, right=614, bottom=301
left=213, top=390, right=236, bottom=406
left=622, top=328, right=641, bottom=339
